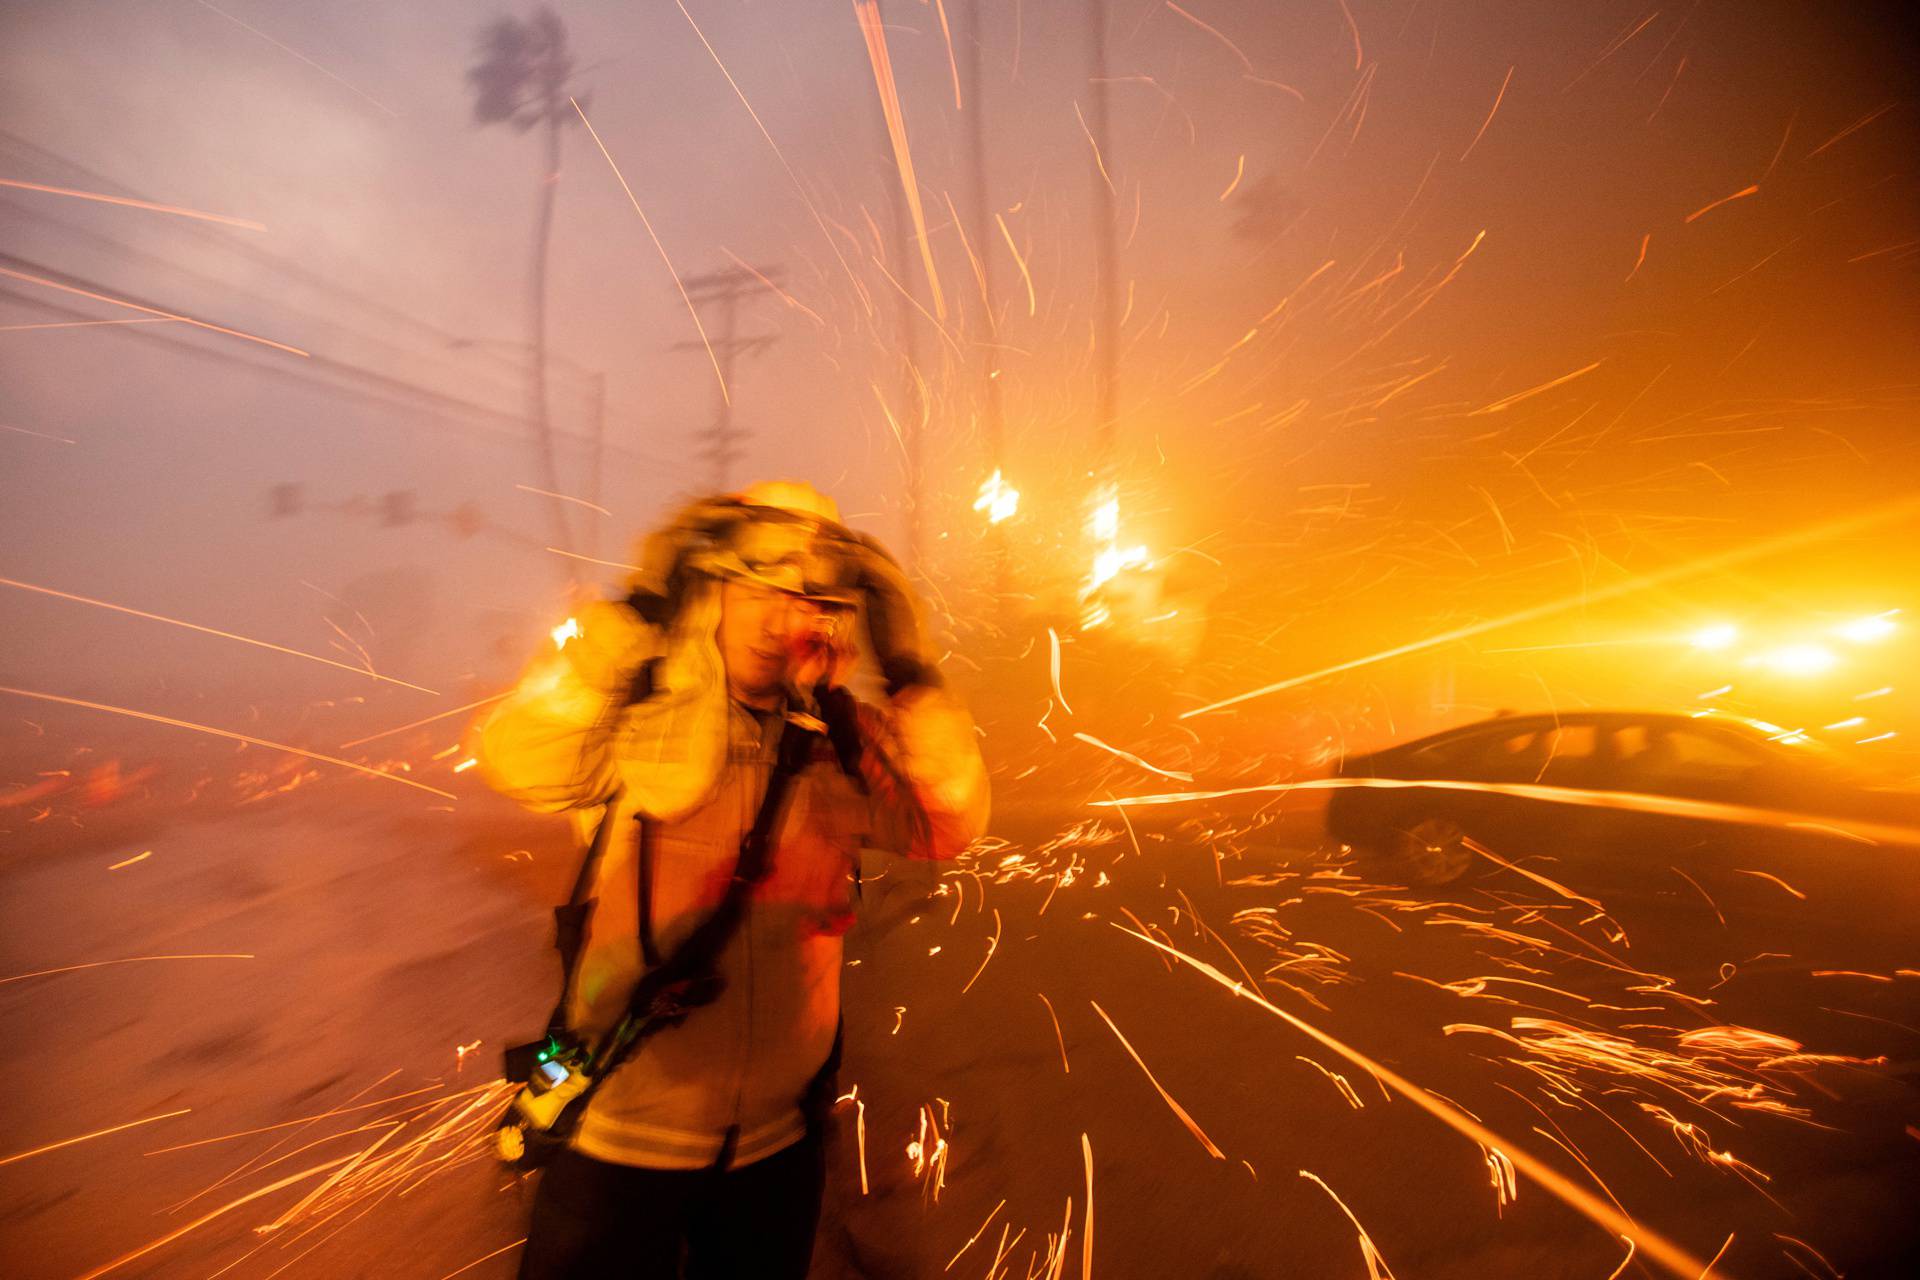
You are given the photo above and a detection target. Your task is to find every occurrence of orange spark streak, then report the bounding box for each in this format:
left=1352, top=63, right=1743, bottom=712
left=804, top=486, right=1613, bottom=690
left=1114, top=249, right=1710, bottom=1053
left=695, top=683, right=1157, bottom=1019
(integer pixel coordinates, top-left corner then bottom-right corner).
left=514, top=483, right=610, bottom=517
left=1081, top=1133, right=1095, bottom=1280
left=0, top=1108, right=190, bottom=1167
left=932, top=0, right=963, bottom=109
left=1038, top=993, right=1070, bottom=1073
left=1243, top=74, right=1306, bottom=101
left=1299, top=1172, right=1396, bottom=1279
left=1333, top=0, right=1364, bottom=68
left=0, top=177, right=266, bottom=230
left=1732, top=869, right=1806, bottom=900
left=853, top=0, right=948, bottom=320
left=107, top=850, right=152, bottom=870
left=0, top=264, right=308, bottom=357
left=1, top=954, right=252, bottom=987
left=961, top=908, right=1002, bottom=994
left=0, top=575, right=437, bottom=693
left=571, top=98, right=729, bottom=405
left=2, top=421, right=78, bottom=443
left=720, top=248, right=826, bottom=325
left=943, top=1198, right=1007, bottom=1271
left=1089, top=1001, right=1226, bottom=1159
left=195, top=0, right=397, bottom=116
left=1047, top=627, right=1074, bottom=714
left=1684, top=184, right=1759, bottom=223
left=1164, top=3, right=1254, bottom=74
left=1181, top=493, right=1920, bottom=717
left=669, top=0, right=871, bottom=315
left=0, top=686, right=456, bottom=799
left=72, top=1153, right=360, bottom=1280
left=545, top=546, right=645, bottom=572
left=1459, top=66, right=1515, bottom=162
left=437, top=1240, right=526, bottom=1280
left=1699, top=1232, right=1735, bottom=1277
left=1218, top=153, right=1246, bottom=202
left=1626, top=232, right=1652, bottom=282
left=1806, top=101, right=1896, bottom=158
left=0, top=317, right=179, bottom=333
left=1074, top=101, right=1117, bottom=194
left=144, top=1086, right=450, bottom=1154
left=337, top=692, right=506, bottom=750
left=1116, top=925, right=1714, bottom=1279
left=994, top=211, right=1038, bottom=316
left=1072, top=731, right=1192, bottom=781
left=1471, top=360, right=1603, bottom=414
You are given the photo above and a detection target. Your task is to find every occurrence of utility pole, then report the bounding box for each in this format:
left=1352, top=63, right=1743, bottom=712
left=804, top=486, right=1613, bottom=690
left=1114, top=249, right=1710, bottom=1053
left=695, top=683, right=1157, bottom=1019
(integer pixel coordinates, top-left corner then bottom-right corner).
left=964, top=0, right=1010, bottom=601
left=675, top=265, right=780, bottom=491
left=1086, top=0, right=1120, bottom=477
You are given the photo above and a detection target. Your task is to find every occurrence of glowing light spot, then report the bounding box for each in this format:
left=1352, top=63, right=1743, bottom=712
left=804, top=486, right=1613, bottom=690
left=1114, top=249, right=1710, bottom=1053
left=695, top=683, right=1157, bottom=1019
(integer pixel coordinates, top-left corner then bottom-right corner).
left=1757, top=643, right=1837, bottom=677
left=973, top=470, right=1019, bottom=523
left=451, top=758, right=479, bottom=774
left=551, top=617, right=582, bottom=650
left=1690, top=623, right=1739, bottom=651
left=1834, top=611, right=1898, bottom=643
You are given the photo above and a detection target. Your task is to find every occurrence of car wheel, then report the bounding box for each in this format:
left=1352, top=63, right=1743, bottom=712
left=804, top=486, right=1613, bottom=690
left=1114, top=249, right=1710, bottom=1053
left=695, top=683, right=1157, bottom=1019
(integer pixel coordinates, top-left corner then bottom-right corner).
left=1387, top=815, right=1476, bottom=886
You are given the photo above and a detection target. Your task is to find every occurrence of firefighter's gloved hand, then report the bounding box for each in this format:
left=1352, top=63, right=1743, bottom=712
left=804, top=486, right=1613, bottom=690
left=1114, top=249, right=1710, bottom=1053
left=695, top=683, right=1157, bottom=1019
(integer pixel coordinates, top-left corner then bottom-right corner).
left=559, top=600, right=656, bottom=701
left=624, top=497, right=747, bottom=623
left=845, top=536, right=942, bottom=696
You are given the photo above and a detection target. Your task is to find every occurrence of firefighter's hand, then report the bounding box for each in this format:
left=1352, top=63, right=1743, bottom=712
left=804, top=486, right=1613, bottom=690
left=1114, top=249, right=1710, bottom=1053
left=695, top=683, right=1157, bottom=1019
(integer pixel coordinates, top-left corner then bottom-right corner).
left=557, top=599, right=657, bottom=700
left=843, top=536, right=941, bottom=696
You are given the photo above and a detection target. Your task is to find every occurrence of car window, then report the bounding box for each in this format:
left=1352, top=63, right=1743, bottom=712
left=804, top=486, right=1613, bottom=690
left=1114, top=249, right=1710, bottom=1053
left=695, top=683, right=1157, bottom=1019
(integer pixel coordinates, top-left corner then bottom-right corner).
left=1536, top=724, right=1598, bottom=783
left=1611, top=724, right=1766, bottom=792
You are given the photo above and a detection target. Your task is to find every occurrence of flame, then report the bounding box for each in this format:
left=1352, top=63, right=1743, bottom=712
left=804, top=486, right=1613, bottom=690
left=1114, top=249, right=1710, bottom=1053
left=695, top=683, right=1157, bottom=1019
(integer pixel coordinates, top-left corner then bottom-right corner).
left=974, top=469, right=1020, bottom=523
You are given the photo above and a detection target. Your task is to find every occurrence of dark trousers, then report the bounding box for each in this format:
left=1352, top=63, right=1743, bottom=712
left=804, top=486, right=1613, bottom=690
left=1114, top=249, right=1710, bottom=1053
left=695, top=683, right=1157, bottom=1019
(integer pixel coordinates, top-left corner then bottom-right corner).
left=516, top=1133, right=825, bottom=1280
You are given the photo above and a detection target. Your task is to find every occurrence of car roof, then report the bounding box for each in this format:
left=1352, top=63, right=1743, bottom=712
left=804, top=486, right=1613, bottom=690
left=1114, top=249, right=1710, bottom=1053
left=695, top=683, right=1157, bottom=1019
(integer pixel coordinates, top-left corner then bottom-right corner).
left=1392, top=709, right=1782, bottom=754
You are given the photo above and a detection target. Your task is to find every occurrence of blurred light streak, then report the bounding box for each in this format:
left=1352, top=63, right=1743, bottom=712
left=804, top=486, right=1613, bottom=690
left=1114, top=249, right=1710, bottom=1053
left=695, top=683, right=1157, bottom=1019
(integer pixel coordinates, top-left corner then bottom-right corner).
left=337, top=692, right=506, bottom=750
left=1691, top=623, right=1740, bottom=651
left=1458, top=66, right=1515, bottom=162
left=853, top=0, right=947, bottom=319
left=545, top=545, right=645, bottom=572
left=1218, top=153, right=1246, bottom=201
left=931, top=0, right=962, bottom=109
left=0, top=575, right=438, bottom=694
left=0, top=1108, right=190, bottom=1167
left=437, top=1240, right=526, bottom=1280
left=669, top=0, right=871, bottom=314
left=1333, top=0, right=1363, bottom=67
left=1604, top=1237, right=1636, bottom=1280
left=1082, top=1132, right=1095, bottom=1280
left=1164, top=4, right=1254, bottom=74
left=0, top=316, right=178, bottom=333
left=0, top=686, right=456, bottom=799
left=515, top=483, right=609, bottom=516
left=0, top=263, right=309, bottom=357
left=106, top=849, right=152, bottom=870
left=1037, top=992, right=1070, bottom=1073
left=144, top=1086, right=448, bottom=1154
left=1071, top=732, right=1192, bottom=782
left=1806, top=101, right=1897, bottom=158
left=993, top=212, right=1037, bottom=315
left=1073, top=101, right=1117, bottom=195
left=72, top=1152, right=361, bottom=1280
left=1700, top=1232, right=1736, bottom=1278
left=974, top=469, right=1019, bottom=522
left=1116, top=924, right=1715, bottom=1279
left=1298, top=1171, right=1395, bottom=1280
left=1684, top=184, right=1760, bottom=224
left=1183, top=495, right=1920, bottom=717
left=570, top=98, right=729, bottom=405
left=960, top=908, right=1002, bottom=993
left=1047, top=627, right=1074, bottom=714
left=1, top=421, right=77, bottom=442
left=194, top=0, right=398, bottom=117
left=1471, top=359, right=1603, bottom=415
left=0, top=176, right=265, bottom=229
left=1, top=953, right=252, bottom=987
left=1834, top=611, right=1897, bottom=643
left=1088, top=1000, right=1226, bottom=1159
left=943, top=1198, right=1007, bottom=1271
left=1625, top=233, right=1652, bottom=282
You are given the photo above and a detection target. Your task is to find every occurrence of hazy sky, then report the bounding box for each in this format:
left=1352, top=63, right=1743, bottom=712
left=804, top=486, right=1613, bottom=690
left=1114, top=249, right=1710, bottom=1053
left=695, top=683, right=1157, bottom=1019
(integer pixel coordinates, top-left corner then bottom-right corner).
left=3, top=0, right=1917, bottom=738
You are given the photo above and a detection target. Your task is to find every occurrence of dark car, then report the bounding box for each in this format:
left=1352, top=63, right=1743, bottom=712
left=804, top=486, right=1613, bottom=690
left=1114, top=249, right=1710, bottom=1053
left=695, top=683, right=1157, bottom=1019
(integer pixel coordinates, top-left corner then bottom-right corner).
left=1326, top=711, right=1920, bottom=922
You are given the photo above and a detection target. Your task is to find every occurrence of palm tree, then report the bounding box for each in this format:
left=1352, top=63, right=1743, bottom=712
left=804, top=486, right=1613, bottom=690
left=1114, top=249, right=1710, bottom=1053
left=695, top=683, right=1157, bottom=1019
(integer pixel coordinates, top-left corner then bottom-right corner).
left=468, top=7, right=584, bottom=559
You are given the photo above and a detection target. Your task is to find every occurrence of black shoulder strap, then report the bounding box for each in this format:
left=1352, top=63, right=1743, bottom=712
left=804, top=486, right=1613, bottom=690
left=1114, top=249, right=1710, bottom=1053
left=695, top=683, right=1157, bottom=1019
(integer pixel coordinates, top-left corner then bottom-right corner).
left=585, top=717, right=820, bottom=1079
left=543, top=657, right=661, bottom=1035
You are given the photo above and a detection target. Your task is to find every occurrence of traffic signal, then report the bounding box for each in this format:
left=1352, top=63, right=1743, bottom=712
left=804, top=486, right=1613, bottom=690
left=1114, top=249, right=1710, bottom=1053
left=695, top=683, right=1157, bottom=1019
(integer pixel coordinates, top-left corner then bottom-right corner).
left=380, top=490, right=417, bottom=526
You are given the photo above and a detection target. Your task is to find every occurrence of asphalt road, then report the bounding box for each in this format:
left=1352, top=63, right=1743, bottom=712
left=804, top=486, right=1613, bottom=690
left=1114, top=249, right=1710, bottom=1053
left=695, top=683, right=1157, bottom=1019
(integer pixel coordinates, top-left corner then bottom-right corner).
left=3, top=778, right=1916, bottom=1279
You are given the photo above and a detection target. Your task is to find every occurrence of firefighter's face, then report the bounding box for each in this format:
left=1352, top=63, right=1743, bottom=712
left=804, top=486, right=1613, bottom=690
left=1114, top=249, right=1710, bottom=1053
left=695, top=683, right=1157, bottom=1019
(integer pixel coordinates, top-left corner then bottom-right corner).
left=719, top=579, right=814, bottom=705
